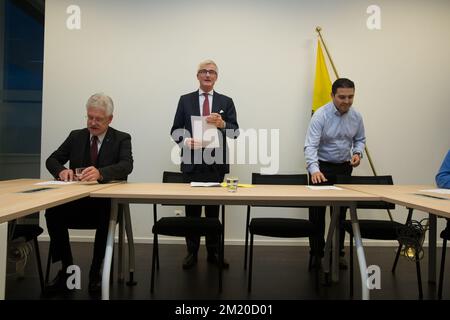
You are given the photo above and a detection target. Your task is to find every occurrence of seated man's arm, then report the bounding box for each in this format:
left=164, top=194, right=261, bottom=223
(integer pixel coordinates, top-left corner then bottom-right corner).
left=98, top=133, right=133, bottom=183
left=436, top=150, right=450, bottom=189
left=46, top=131, right=74, bottom=179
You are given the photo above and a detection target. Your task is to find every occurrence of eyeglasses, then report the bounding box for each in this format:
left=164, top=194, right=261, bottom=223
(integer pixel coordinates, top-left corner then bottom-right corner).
left=86, top=115, right=108, bottom=124
left=198, top=69, right=217, bottom=76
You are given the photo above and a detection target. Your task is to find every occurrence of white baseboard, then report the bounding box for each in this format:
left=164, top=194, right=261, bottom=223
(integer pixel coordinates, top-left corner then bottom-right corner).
left=38, top=235, right=443, bottom=247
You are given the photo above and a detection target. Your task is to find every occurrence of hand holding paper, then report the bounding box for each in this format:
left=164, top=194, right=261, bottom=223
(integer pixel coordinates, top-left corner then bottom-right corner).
left=206, top=112, right=225, bottom=129
left=185, top=138, right=203, bottom=150
left=191, top=115, right=220, bottom=148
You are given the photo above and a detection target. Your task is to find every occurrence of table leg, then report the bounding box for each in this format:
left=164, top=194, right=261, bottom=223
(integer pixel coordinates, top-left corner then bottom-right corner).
left=102, top=199, right=119, bottom=300
left=118, top=204, right=124, bottom=282
left=349, top=204, right=369, bottom=300
left=324, top=207, right=339, bottom=275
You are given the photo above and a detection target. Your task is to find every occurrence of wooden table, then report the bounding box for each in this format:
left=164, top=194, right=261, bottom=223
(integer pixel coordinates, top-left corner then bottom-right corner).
left=0, top=179, right=118, bottom=299
left=0, top=179, right=42, bottom=195
left=91, top=183, right=381, bottom=300
left=337, top=184, right=450, bottom=284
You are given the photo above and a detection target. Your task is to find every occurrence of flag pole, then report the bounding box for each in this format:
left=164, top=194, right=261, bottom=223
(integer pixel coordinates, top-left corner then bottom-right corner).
left=315, top=27, right=339, bottom=82
left=315, top=26, right=393, bottom=220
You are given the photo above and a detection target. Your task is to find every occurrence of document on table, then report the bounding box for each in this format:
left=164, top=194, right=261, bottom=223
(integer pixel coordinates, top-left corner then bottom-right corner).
left=419, top=189, right=450, bottom=195
left=191, top=115, right=220, bottom=148
left=190, top=182, right=221, bottom=187
left=35, top=181, right=77, bottom=185
left=306, top=186, right=343, bottom=190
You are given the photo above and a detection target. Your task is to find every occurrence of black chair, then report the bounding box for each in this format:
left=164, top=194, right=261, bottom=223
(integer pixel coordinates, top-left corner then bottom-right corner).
left=8, top=221, right=45, bottom=291
left=246, top=173, right=319, bottom=292
left=438, top=222, right=450, bottom=299
left=44, top=204, right=136, bottom=286
left=150, top=171, right=224, bottom=293
left=337, top=175, right=423, bottom=299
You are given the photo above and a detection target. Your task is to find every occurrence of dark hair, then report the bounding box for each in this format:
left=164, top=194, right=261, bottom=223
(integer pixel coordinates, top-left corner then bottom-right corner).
left=332, top=78, right=355, bottom=94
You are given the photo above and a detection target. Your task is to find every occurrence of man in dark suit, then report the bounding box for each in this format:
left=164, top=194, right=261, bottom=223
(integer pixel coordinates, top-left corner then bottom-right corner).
left=45, top=93, right=133, bottom=294
left=170, top=60, right=239, bottom=269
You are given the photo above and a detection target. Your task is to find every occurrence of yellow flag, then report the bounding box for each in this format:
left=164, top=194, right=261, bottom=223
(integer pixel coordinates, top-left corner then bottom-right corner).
left=312, top=40, right=332, bottom=113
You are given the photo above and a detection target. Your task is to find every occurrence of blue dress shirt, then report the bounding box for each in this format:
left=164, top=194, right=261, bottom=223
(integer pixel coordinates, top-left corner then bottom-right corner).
left=304, top=102, right=366, bottom=174
left=436, top=150, right=450, bottom=189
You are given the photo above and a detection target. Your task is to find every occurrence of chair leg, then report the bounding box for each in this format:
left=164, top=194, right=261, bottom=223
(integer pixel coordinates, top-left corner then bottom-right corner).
left=392, top=243, right=402, bottom=273
left=218, top=232, right=223, bottom=293
left=32, top=237, right=44, bottom=291
left=350, top=233, right=354, bottom=298
left=221, top=205, right=226, bottom=267
left=156, top=244, right=160, bottom=270
left=438, top=239, right=447, bottom=300
left=244, top=206, right=250, bottom=270
left=150, top=233, right=158, bottom=293
left=415, top=251, right=423, bottom=300
left=248, top=233, right=254, bottom=293
left=393, top=208, right=414, bottom=273
left=153, top=204, right=160, bottom=269
left=155, top=234, right=160, bottom=271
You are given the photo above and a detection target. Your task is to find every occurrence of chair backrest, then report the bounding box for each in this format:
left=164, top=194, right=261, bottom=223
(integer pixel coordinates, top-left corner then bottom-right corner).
left=159, top=171, right=185, bottom=210
left=252, top=173, right=308, bottom=185
left=163, top=171, right=184, bottom=184
left=335, top=175, right=395, bottom=210
left=251, top=173, right=308, bottom=208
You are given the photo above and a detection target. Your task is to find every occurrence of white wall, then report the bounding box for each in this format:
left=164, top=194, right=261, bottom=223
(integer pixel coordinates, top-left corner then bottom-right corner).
left=41, top=0, right=450, bottom=245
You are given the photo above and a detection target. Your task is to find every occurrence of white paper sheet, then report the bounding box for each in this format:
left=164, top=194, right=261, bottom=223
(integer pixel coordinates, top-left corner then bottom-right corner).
left=419, top=189, right=450, bottom=195
left=190, top=182, right=221, bottom=187
left=34, top=181, right=77, bottom=185
left=306, top=186, right=343, bottom=190
left=191, top=115, right=220, bottom=148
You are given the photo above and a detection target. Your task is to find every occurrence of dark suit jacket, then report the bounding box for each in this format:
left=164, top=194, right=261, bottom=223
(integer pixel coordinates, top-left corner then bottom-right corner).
left=46, top=127, right=133, bottom=183
left=170, top=90, right=239, bottom=174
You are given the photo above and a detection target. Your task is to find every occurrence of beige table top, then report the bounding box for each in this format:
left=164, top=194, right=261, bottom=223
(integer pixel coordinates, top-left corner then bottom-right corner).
left=90, top=183, right=380, bottom=206
left=0, top=179, right=43, bottom=195
left=0, top=179, right=118, bottom=223
left=337, top=184, right=450, bottom=218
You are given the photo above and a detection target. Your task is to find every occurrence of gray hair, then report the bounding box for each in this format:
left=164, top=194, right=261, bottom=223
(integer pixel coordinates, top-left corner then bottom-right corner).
left=197, top=59, right=219, bottom=74
left=86, top=93, right=114, bottom=116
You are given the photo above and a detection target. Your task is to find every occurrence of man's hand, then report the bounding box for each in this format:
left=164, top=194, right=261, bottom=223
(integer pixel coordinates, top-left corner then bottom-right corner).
left=350, top=154, right=361, bottom=167
left=59, top=169, right=74, bottom=182
left=311, top=171, right=328, bottom=184
left=185, top=138, right=203, bottom=150
left=79, top=166, right=101, bottom=182
left=206, top=113, right=225, bottom=129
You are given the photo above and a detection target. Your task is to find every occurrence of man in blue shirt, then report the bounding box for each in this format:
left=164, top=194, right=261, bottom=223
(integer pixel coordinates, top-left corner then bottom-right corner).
left=436, top=150, right=450, bottom=189
left=304, top=78, right=366, bottom=269
left=436, top=149, right=450, bottom=232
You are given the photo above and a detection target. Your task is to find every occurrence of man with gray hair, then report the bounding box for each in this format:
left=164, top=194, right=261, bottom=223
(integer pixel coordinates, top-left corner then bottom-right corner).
left=44, top=93, right=133, bottom=294
left=171, top=60, right=239, bottom=270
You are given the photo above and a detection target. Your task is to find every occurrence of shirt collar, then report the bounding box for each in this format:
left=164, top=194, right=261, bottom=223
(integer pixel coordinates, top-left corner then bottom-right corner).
left=90, top=130, right=107, bottom=144
left=332, top=102, right=349, bottom=117
left=199, top=89, right=214, bottom=96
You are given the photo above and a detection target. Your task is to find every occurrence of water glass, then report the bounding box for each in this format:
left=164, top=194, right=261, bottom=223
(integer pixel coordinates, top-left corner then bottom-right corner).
left=226, top=177, right=239, bottom=192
